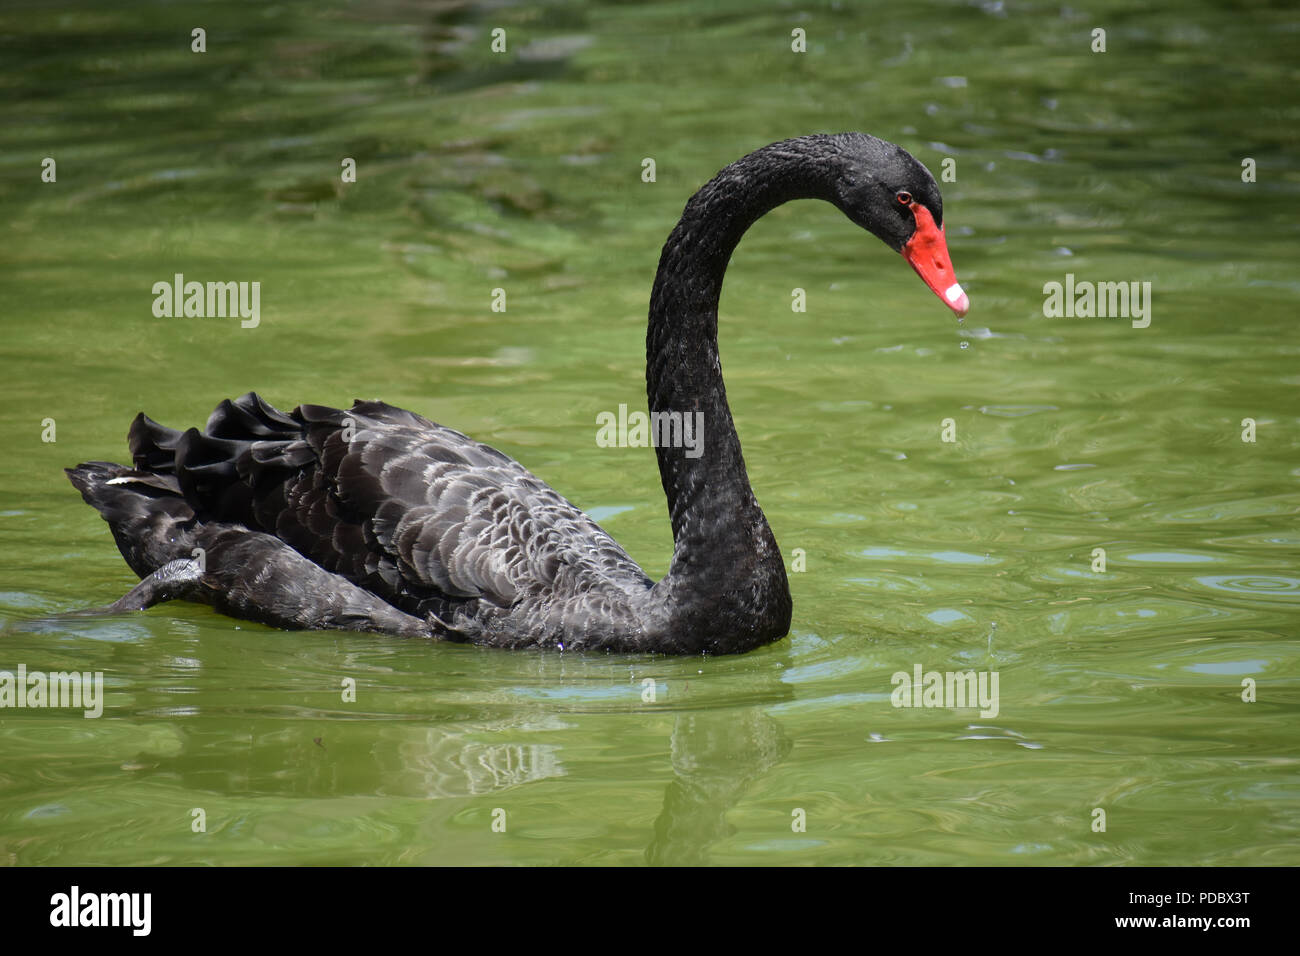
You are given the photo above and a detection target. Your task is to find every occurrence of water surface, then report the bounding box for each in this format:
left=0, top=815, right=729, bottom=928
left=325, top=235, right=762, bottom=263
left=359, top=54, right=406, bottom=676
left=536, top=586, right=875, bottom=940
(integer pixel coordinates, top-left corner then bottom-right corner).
left=1, top=0, right=1297, bottom=865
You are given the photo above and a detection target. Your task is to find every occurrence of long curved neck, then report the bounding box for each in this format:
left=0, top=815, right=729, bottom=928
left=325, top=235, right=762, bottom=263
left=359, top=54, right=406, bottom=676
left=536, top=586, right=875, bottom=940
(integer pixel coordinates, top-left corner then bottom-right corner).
left=644, top=136, right=848, bottom=648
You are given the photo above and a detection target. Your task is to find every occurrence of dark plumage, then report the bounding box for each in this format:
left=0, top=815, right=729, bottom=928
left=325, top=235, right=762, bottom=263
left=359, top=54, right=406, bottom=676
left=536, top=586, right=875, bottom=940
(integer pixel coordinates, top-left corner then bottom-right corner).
left=67, top=132, right=966, bottom=653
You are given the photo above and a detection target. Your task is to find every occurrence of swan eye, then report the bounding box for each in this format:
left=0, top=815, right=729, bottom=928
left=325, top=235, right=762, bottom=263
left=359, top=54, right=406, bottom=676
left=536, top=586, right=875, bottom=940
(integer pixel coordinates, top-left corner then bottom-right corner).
left=896, top=191, right=913, bottom=206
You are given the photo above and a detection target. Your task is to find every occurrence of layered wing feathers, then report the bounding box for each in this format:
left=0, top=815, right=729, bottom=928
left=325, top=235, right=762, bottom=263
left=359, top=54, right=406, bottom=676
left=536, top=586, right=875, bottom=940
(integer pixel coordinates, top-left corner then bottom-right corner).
left=132, top=393, right=651, bottom=626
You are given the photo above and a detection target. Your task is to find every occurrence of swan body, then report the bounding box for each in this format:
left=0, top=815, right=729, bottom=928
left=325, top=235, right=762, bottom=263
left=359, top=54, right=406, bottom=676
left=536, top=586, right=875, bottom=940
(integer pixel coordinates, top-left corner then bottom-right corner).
left=68, top=132, right=967, bottom=654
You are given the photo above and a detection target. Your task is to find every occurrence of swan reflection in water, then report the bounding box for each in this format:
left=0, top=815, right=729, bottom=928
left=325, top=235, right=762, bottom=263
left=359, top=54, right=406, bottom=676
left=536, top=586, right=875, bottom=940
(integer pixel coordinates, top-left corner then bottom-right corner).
left=645, top=708, right=792, bottom=866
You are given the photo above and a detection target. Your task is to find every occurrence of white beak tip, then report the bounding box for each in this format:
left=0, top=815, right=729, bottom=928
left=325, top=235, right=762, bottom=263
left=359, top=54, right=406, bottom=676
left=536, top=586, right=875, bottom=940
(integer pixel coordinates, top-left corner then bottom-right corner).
left=944, top=282, right=969, bottom=316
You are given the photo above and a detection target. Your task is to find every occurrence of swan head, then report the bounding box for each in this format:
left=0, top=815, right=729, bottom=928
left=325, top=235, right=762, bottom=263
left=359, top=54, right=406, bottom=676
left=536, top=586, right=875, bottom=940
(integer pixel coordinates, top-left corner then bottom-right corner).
left=831, top=133, right=969, bottom=317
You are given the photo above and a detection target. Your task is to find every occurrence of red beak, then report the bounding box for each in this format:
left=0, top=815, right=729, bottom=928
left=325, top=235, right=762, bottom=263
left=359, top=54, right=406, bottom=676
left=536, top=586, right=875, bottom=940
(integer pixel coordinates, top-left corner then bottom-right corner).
left=901, top=202, right=969, bottom=317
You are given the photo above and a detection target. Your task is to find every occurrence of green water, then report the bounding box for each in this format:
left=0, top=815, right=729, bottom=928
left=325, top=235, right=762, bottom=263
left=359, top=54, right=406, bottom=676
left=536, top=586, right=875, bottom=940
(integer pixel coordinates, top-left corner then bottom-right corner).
left=1, top=0, right=1298, bottom=865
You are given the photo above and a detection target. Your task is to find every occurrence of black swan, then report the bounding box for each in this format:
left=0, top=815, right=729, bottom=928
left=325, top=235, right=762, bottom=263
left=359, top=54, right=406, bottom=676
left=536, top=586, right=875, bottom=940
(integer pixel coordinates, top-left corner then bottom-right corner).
left=67, top=133, right=968, bottom=654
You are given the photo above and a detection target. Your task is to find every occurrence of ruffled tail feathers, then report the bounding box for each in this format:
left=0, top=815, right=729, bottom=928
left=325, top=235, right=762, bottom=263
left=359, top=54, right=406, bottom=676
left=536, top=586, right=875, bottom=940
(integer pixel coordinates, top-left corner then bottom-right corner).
left=65, top=462, right=196, bottom=577
left=127, top=413, right=184, bottom=473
